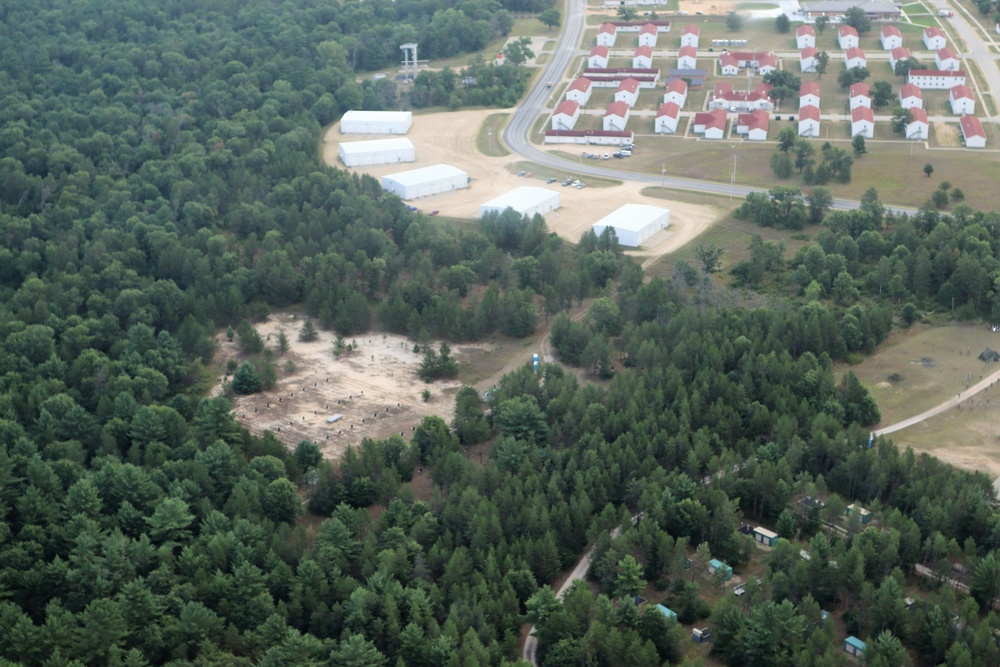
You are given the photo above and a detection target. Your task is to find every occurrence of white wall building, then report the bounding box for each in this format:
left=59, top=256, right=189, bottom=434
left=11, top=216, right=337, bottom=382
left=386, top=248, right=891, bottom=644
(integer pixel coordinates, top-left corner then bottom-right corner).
left=340, top=110, right=413, bottom=134
left=851, top=106, right=874, bottom=138
left=924, top=27, right=947, bottom=50
left=338, top=138, right=415, bottom=167
left=961, top=115, right=986, bottom=148
left=796, top=25, right=815, bottom=49
left=681, top=24, right=700, bottom=48
left=382, top=164, right=468, bottom=200
left=799, top=105, right=821, bottom=137
left=633, top=46, right=653, bottom=70
left=592, top=204, right=670, bottom=247
left=480, top=187, right=560, bottom=218
left=589, top=46, right=610, bottom=69
left=908, top=69, right=966, bottom=89
left=678, top=46, right=697, bottom=70
left=800, top=82, right=821, bottom=108
left=656, top=102, right=681, bottom=133
left=566, top=77, right=593, bottom=106
left=552, top=100, right=581, bottom=130
left=615, top=78, right=641, bottom=106
left=907, top=108, right=928, bottom=139
left=800, top=47, right=818, bottom=73
left=950, top=85, right=975, bottom=114
left=663, top=79, right=688, bottom=107
left=845, top=47, right=867, bottom=70
left=838, top=25, right=859, bottom=49
left=639, top=23, right=659, bottom=47
left=850, top=82, right=871, bottom=109
left=936, top=48, right=960, bottom=71
left=597, top=23, right=618, bottom=47
left=880, top=26, right=902, bottom=50
left=889, top=47, right=911, bottom=71
left=603, top=101, right=631, bottom=131
left=899, top=84, right=923, bottom=109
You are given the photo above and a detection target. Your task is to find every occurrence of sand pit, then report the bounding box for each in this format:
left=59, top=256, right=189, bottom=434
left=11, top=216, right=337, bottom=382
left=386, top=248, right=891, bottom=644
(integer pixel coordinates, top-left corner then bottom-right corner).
left=677, top=0, right=735, bottom=15
left=215, top=314, right=489, bottom=460
left=321, top=108, right=721, bottom=254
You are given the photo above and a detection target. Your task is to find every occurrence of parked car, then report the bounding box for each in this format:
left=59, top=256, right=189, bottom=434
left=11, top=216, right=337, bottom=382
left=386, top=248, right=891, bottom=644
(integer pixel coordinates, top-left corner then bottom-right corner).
left=562, top=178, right=573, bottom=186
left=429, top=210, right=439, bottom=216
left=603, top=153, right=610, bottom=159
left=406, top=205, right=418, bottom=212
left=729, top=106, right=737, bottom=112
left=613, top=152, right=624, bottom=158
left=546, top=177, right=557, bottom=184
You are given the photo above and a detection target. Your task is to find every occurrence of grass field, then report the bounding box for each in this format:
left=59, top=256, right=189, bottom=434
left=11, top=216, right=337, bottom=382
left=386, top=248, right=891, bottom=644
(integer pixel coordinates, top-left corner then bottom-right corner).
left=477, top=113, right=511, bottom=157
left=843, top=321, right=1000, bottom=477
left=515, top=157, right=624, bottom=186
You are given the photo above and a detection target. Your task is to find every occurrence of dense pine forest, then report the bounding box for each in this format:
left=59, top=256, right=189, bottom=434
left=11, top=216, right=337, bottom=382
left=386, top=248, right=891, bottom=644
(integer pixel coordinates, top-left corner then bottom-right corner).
left=5, top=1, right=1000, bottom=666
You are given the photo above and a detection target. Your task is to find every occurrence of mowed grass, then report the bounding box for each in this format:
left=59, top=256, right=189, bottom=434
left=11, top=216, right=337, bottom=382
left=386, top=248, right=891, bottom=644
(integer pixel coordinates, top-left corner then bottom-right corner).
left=844, top=321, right=1000, bottom=477
left=639, top=206, right=816, bottom=278
left=512, top=158, right=623, bottom=186
left=477, top=113, right=511, bottom=157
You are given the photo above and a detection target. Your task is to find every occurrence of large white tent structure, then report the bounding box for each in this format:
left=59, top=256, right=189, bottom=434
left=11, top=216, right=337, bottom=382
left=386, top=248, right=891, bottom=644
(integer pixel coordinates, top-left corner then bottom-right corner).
left=340, top=110, right=413, bottom=134
left=591, top=204, right=670, bottom=247
left=339, top=138, right=415, bottom=167
left=381, top=164, right=468, bottom=200
left=479, top=187, right=560, bottom=218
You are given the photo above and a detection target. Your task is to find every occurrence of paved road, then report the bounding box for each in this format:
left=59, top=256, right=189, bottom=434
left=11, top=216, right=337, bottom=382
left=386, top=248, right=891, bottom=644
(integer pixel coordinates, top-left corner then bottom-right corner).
left=931, top=0, right=1000, bottom=116
left=872, top=366, right=1000, bottom=438
left=502, top=0, right=919, bottom=215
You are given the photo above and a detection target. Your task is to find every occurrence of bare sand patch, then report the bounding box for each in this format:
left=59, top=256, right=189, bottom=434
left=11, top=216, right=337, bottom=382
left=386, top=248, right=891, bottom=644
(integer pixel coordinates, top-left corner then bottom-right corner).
left=214, top=314, right=493, bottom=460
left=934, top=121, right=960, bottom=147
left=321, top=109, right=722, bottom=250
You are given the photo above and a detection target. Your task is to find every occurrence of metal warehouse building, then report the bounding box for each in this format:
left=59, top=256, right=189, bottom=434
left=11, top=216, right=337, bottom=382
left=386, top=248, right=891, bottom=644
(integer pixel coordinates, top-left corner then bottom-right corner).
left=479, top=187, right=560, bottom=218
left=340, top=110, right=413, bottom=134
left=338, top=138, right=415, bottom=167
left=381, top=164, right=468, bottom=200
left=591, top=204, right=670, bottom=247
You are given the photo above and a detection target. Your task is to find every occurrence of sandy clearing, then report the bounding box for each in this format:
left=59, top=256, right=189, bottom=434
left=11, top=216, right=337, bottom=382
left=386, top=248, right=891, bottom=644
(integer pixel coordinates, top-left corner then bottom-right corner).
left=321, top=109, right=722, bottom=251
left=678, top=0, right=736, bottom=15
left=213, top=314, right=495, bottom=460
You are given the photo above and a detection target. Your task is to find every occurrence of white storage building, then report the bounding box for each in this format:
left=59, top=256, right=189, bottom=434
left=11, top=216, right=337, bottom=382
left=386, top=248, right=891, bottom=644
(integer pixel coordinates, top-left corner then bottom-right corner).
left=480, top=187, right=560, bottom=218
left=340, top=110, right=413, bottom=134
left=591, top=204, right=670, bottom=247
left=339, top=138, right=416, bottom=167
left=382, top=164, right=468, bottom=200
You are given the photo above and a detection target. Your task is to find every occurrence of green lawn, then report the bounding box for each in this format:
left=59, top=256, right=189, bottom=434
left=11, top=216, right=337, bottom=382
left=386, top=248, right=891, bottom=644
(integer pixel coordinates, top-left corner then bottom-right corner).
left=477, top=113, right=511, bottom=157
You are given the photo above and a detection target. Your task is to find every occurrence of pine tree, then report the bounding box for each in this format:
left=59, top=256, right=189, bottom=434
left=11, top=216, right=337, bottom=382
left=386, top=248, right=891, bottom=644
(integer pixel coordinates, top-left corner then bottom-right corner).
left=299, top=319, right=319, bottom=342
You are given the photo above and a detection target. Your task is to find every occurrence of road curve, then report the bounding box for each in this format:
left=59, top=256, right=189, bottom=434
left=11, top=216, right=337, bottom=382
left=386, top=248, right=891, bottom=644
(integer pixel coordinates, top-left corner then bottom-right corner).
left=501, top=0, right=919, bottom=215
left=522, top=547, right=596, bottom=664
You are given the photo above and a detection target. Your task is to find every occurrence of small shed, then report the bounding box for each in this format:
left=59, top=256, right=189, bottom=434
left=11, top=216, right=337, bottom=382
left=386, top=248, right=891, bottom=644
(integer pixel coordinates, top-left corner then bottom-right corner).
left=692, top=627, right=711, bottom=643
left=844, top=636, right=866, bottom=658
left=708, top=559, right=733, bottom=580
left=326, top=414, right=344, bottom=424
left=633, top=595, right=647, bottom=606
left=845, top=503, right=871, bottom=524
left=753, top=526, right=778, bottom=547
left=979, top=348, right=1000, bottom=363
left=656, top=604, right=678, bottom=620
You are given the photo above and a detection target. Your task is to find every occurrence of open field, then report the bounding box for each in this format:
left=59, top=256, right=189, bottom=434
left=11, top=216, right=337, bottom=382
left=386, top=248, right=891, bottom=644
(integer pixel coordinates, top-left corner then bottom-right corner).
left=845, top=321, right=1000, bottom=477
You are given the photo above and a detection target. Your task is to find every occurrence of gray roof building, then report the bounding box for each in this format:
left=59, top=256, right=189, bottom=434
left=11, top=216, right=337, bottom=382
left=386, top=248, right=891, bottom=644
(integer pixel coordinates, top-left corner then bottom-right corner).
left=801, top=0, right=901, bottom=19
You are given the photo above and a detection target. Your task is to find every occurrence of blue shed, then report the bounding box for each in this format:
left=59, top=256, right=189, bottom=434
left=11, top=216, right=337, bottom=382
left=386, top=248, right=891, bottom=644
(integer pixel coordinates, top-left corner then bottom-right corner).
left=753, top=526, right=778, bottom=546
left=708, top=559, right=733, bottom=580
left=692, top=627, right=711, bottom=643
left=655, top=604, right=678, bottom=620
left=844, top=636, right=866, bottom=657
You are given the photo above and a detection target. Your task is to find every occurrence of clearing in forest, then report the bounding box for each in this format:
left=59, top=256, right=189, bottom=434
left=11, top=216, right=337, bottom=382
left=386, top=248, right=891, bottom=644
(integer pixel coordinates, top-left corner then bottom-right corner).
left=215, top=313, right=497, bottom=461
left=846, top=321, right=1000, bottom=478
